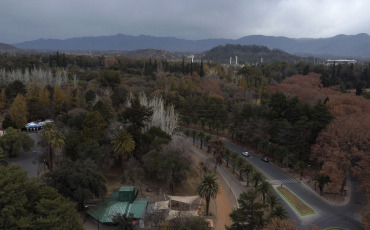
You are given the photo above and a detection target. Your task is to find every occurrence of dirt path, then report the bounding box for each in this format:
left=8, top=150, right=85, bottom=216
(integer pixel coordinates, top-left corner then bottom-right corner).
left=211, top=183, right=233, bottom=230
left=189, top=145, right=234, bottom=230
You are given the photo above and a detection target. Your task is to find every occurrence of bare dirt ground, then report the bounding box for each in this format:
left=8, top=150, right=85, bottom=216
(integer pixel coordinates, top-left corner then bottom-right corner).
left=211, top=177, right=233, bottom=230
left=189, top=146, right=233, bottom=230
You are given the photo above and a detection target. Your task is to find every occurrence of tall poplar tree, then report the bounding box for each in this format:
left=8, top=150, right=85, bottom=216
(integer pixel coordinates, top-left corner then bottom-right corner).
left=9, top=94, right=28, bottom=128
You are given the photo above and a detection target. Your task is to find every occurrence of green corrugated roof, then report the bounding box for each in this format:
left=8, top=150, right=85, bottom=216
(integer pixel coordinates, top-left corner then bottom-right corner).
left=126, top=198, right=149, bottom=219
left=119, top=186, right=135, bottom=192
left=87, top=187, right=149, bottom=223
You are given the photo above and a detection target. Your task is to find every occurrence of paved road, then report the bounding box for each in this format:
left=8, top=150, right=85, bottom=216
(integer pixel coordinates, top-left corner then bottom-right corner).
left=8, top=132, right=42, bottom=178
left=224, top=140, right=363, bottom=230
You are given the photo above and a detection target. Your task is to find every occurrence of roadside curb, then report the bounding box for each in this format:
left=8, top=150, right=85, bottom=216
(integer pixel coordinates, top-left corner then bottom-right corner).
left=191, top=146, right=243, bottom=208
left=275, top=186, right=316, bottom=216
left=299, top=180, right=351, bottom=207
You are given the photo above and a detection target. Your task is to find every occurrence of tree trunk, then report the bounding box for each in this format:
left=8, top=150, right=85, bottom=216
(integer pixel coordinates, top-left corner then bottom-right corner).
left=49, top=145, right=53, bottom=172
left=206, top=197, right=210, bottom=216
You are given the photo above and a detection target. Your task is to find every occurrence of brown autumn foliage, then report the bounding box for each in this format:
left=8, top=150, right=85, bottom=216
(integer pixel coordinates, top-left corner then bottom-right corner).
left=362, top=210, right=370, bottom=230
left=320, top=161, right=342, bottom=193
left=269, top=73, right=327, bottom=106
left=0, top=88, right=6, bottom=112
left=263, top=218, right=297, bottom=230
left=38, top=87, right=50, bottom=107
left=9, top=94, right=28, bottom=128
left=353, top=151, right=370, bottom=202
left=269, top=72, right=370, bottom=200
left=198, top=77, right=223, bottom=98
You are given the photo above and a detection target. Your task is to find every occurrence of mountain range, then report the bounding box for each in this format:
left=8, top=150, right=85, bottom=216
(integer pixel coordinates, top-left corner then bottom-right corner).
left=0, top=43, right=19, bottom=53
left=11, top=33, right=370, bottom=58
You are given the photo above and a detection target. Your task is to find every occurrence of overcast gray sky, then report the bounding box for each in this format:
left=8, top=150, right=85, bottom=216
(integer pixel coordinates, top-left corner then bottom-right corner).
left=1, top=0, right=369, bottom=44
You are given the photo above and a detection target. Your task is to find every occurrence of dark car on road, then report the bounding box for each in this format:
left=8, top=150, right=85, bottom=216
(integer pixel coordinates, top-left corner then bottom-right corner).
left=261, top=157, right=269, bottom=162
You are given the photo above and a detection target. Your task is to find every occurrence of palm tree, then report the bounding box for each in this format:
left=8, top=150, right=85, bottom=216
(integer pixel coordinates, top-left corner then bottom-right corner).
left=184, top=129, right=190, bottom=137
left=197, top=173, right=219, bottom=216
left=242, top=162, right=254, bottom=187
left=256, top=180, right=271, bottom=203
left=251, top=171, right=264, bottom=188
left=206, top=119, right=213, bottom=132
left=208, top=138, right=225, bottom=169
left=235, top=131, right=244, bottom=143
left=295, top=160, right=307, bottom=180
left=313, top=174, right=332, bottom=195
left=111, top=130, right=135, bottom=165
left=270, top=204, right=289, bottom=220
left=42, top=124, right=65, bottom=172
left=204, top=135, right=212, bottom=153
left=191, top=129, right=197, bottom=145
left=224, top=149, right=232, bottom=167
left=198, top=131, right=205, bottom=149
left=228, top=125, right=236, bottom=140
left=235, top=156, right=244, bottom=180
left=214, top=120, right=222, bottom=135
left=230, top=151, right=239, bottom=173
left=50, top=129, right=65, bottom=167
left=200, top=118, right=206, bottom=130
left=257, top=140, right=269, bottom=155
left=283, top=153, right=296, bottom=171
left=266, top=194, right=279, bottom=212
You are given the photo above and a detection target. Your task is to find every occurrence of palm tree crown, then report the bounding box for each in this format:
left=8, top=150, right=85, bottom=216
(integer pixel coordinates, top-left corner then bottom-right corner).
left=256, top=180, right=272, bottom=203
left=197, top=173, right=219, bottom=216
left=111, top=130, right=135, bottom=160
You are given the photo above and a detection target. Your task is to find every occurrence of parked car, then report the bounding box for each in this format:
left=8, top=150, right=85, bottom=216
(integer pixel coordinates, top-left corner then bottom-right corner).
left=242, top=151, right=250, bottom=157
left=261, top=157, right=269, bottom=162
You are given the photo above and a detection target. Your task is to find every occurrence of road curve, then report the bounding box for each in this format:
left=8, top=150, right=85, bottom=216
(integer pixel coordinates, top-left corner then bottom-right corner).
left=224, top=140, right=363, bottom=230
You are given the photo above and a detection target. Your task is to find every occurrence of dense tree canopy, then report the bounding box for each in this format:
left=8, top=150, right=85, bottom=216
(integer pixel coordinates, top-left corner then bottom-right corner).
left=0, top=166, right=83, bottom=230
left=0, top=127, right=34, bottom=157
left=0, top=52, right=369, bottom=228
left=44, top=159, right=107, bottom=210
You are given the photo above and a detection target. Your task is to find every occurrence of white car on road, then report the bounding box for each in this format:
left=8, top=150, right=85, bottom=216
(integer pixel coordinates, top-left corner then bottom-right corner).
left=242, top=151, right=250, bottom=157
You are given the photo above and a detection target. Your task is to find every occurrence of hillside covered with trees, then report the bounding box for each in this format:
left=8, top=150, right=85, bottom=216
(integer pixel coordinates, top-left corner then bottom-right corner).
left=0, top=51, right=369, bottom=228
left=201, top=44, right=305, bottom=64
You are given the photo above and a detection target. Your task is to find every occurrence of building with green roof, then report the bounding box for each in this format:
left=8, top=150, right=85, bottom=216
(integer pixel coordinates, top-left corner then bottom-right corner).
left=87, top=186, right=149, bottom=224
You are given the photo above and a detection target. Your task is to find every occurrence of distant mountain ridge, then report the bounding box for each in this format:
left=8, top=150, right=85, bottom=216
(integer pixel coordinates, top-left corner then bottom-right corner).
left=12, top=33, right=370, bottom=58
left=0, top=43, right=18, bottom=52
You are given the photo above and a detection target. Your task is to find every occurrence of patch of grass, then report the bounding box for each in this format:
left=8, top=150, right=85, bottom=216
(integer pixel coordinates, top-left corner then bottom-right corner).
left=276, top=186, right=315, bottom=216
